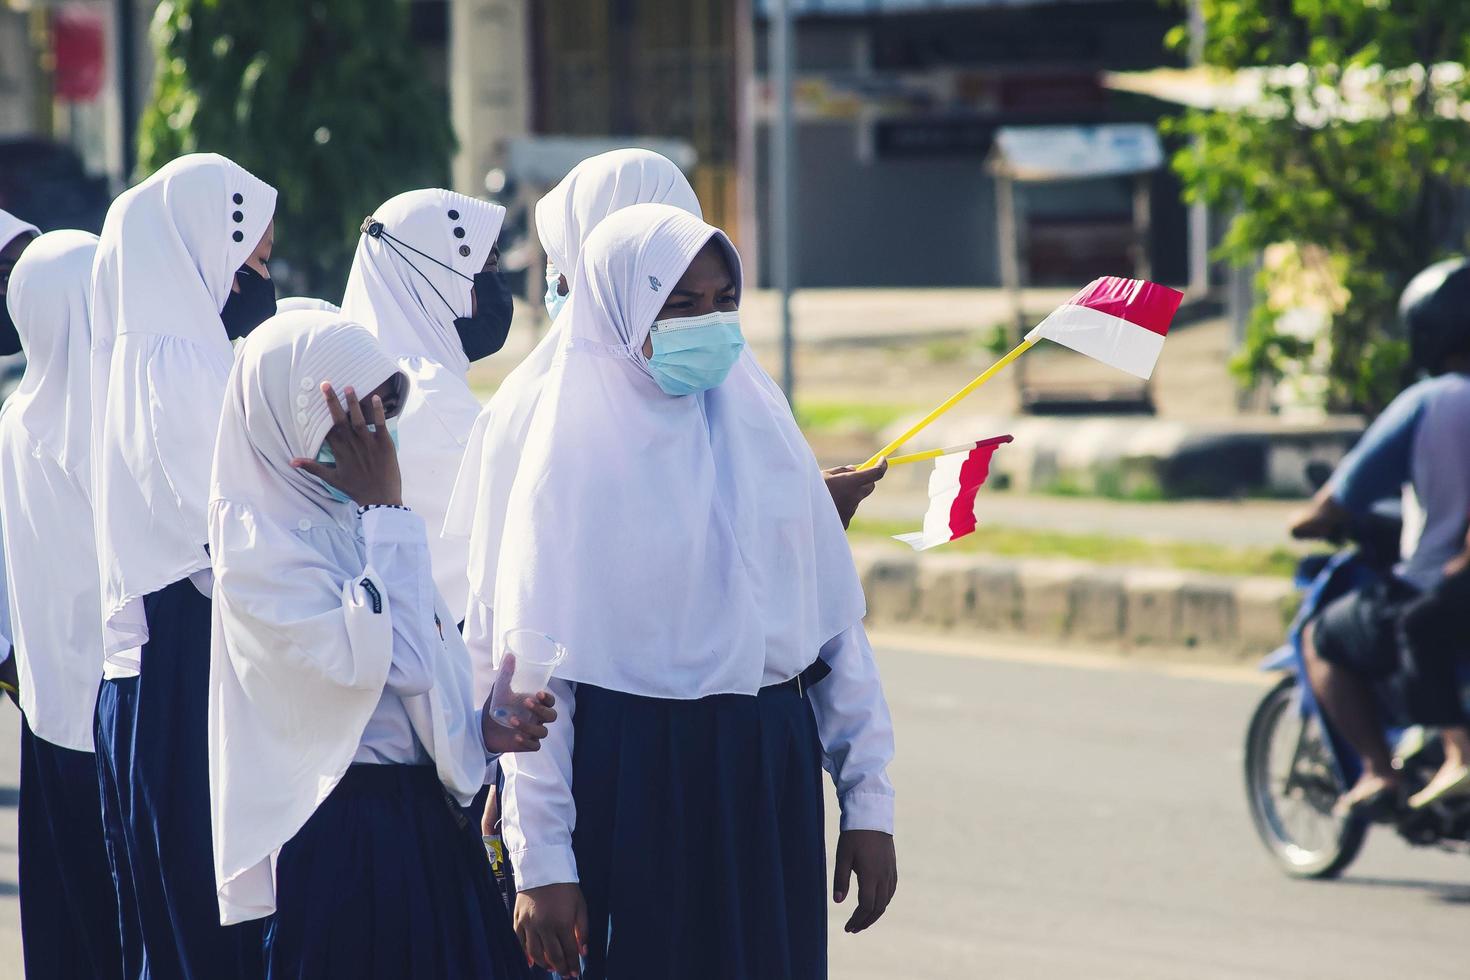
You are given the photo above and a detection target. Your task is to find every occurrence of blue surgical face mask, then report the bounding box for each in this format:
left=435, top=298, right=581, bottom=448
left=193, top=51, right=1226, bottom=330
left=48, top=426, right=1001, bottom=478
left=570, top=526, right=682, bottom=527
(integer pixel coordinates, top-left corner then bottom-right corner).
left=544, top=266, right=569, bottom=321
left=646, top=310, right=745, bottom=397
left=312, top=419, right=399, bottom=504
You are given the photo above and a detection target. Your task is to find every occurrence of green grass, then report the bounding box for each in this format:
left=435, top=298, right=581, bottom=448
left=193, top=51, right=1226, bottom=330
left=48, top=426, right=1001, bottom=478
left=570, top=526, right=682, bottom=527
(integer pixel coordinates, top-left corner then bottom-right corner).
left=794, top=400, right=916, bottom=435
left=847, top=518, right=1300, bottom=579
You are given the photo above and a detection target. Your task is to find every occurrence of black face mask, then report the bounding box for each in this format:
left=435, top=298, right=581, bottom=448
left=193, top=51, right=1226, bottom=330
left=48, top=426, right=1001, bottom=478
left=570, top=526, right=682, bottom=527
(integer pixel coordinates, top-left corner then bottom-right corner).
left=0, top=302, right=20, bottom=357
left=221, top=265, right=277, bottom=341
left=455, top=270, right=514, bottom=362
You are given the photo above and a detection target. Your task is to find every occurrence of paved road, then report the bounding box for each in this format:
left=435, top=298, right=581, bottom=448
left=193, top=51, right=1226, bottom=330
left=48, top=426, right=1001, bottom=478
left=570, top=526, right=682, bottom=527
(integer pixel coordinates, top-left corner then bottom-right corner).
left=0, top=639, right=1463, bottom=978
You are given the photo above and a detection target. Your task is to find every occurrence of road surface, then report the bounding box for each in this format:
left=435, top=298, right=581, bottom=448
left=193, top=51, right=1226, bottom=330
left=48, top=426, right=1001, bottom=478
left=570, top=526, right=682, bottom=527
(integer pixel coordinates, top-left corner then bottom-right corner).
left=0, top=637, right=1463, bottom=978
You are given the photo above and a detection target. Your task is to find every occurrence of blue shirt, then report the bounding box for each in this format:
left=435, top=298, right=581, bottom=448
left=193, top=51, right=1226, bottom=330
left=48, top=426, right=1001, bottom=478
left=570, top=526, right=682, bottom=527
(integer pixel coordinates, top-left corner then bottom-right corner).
left=1330, top=373, right=1470, bottom=589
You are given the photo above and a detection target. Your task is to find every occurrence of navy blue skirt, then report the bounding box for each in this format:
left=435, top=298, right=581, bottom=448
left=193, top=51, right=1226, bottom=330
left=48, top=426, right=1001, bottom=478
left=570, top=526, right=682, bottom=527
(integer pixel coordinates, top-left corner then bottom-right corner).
left=94, top=577, right=264, bottom=980
left=19, top=717, right=126, bottom=979
left=571, top=681, right=827, bottom=980
left=95, top=675, right=146, bottom=980
left=264, top=763, right=532, bottom=980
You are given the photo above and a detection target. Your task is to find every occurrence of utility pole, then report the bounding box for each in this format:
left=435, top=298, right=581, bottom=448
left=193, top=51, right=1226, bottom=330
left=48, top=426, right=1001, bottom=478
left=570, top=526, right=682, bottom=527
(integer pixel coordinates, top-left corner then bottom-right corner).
left=769, top=0, right=796, bottom=402
left=115, top=0, right=138, bottom=182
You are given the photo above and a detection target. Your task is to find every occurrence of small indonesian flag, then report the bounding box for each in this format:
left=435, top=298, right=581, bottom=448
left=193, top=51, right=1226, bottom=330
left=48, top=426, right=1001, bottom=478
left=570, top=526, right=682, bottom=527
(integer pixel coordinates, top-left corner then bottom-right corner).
left=1026, top=277, right=1183, bottom=380
left=894, top=435, right=1013, bottom=551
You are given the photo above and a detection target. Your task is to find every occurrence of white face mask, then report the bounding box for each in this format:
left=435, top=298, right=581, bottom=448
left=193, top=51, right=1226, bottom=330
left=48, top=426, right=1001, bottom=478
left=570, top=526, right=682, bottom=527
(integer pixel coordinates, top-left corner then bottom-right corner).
left=645, top=310, right=745, bottom=396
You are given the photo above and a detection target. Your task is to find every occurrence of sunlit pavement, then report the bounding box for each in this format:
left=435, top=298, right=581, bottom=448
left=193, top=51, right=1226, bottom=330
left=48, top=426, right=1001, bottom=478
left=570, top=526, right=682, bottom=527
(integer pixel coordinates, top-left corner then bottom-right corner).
left=0, top=638, right=1464, bottom=979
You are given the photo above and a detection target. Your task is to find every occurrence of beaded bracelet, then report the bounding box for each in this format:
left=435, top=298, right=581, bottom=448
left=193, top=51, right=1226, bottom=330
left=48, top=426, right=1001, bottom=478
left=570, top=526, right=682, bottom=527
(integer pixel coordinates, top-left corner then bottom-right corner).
left=357, top=503, right=411, bottom=516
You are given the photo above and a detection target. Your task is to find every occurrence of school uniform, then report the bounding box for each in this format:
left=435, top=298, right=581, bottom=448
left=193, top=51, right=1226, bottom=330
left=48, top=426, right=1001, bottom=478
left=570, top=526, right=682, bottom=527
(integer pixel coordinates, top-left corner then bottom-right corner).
left=208, top=312, right=528, bottom=979
left=445, top=148, right=702, bottom=625
left=340, top=188, right=506, bottom=619
left=470, top=205, right=896, bottom=980
left=90, top=153, right=277, bottom=980
left=0, top=230, right=129, bottom=980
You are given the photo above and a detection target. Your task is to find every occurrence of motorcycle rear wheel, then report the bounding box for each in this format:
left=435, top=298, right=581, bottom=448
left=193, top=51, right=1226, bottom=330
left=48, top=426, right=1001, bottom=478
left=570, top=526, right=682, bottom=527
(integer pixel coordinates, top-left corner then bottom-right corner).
left=1244, top=674, right=1367, bottom=879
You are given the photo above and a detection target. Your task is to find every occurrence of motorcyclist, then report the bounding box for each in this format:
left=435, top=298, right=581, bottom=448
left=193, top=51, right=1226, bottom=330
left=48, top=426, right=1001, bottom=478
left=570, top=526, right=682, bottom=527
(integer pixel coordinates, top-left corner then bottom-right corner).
left=1288, top=258, right=1470, bottom=817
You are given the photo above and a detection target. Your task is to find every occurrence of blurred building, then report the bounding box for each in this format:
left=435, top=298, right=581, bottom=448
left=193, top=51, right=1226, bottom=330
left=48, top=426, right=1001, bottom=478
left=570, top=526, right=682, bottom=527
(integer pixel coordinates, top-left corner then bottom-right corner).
left=749, top=0, right=1190, bottom=288
left=1, top=0, right=1194, bottom=287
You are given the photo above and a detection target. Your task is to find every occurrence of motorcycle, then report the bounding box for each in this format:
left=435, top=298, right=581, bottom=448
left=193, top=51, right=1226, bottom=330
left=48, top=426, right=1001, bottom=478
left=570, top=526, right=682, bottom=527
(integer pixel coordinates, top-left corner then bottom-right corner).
left=1243, top=494, right=1470, bottom=878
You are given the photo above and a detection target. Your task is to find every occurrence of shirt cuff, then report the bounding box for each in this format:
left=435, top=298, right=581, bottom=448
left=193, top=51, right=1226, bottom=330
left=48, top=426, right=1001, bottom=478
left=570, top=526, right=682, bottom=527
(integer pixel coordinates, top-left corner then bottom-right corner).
left=839, top=790, right=895, bottom=835
left=359, top=505, right=426, bottom=545
left=510, top=844, right=579, bottom=890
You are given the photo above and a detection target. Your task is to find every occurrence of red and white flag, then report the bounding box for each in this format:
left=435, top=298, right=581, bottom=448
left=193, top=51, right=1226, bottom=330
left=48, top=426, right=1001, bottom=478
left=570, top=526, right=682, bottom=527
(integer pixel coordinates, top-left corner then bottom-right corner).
left=1026, top=277, right=1183, bottom=380
left=894, top=435, right=1013, bottom=551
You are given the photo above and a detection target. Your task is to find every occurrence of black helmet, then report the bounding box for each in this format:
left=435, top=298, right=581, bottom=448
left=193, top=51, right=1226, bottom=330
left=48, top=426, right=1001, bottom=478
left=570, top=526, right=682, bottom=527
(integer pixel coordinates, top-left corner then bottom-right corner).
left=1400, top=257, right=1470, bottom=373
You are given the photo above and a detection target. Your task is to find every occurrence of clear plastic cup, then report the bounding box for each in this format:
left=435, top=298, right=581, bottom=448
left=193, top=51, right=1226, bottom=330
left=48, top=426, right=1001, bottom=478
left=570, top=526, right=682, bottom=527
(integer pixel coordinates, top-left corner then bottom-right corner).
left=489, top=629, right=566, bottom=729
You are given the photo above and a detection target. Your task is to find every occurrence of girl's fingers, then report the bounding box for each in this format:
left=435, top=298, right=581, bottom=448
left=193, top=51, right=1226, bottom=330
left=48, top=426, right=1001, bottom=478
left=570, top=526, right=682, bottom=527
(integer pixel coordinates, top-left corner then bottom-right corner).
left=525, top=697, right=558, bottom=723
left=320, top=383, right=348, bottom=426
left=369, top=394, right=390, bottom=436
left=290, top=458, right=331, bottom=482
left=344, top=386, right=367, bottom=431
left=536, top=690, right=557, bottom=708
left=553, top=926, right=582, bottom=977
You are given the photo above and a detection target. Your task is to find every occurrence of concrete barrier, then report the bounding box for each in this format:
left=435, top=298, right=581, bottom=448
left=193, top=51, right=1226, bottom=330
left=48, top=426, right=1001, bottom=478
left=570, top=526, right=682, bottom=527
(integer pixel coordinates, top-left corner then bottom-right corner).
left=851, top=544, right=1297, bottom=660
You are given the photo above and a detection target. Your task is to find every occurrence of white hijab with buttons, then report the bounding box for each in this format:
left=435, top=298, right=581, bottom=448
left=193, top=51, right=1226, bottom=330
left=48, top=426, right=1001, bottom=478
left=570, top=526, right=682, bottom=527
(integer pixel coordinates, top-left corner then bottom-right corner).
left=443, top=149, right=701, bottom=616
left=492, top=204, right=864, bottom=699
left=0, top=231, right=109, bottom=751
left=90, top=153, right=276, bottom=667
left=341, top=189, right=505, bottom=617
left=208, top=311, right=485, bottom=925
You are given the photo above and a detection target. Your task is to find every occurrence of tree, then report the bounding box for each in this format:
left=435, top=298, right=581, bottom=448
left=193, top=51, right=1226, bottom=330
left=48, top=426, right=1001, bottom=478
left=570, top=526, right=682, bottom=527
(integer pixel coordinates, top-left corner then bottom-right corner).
left=1167, top=0, right=1470, bottom=414
left=138, top=0, right=456, bottom=294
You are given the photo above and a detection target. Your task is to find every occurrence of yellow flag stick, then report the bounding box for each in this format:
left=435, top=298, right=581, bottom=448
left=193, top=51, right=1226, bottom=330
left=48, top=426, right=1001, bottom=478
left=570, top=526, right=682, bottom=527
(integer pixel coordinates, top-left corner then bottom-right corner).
left=858, top=338, right=1035, bottom=470
left=886, top=435, right=1011, bottom=468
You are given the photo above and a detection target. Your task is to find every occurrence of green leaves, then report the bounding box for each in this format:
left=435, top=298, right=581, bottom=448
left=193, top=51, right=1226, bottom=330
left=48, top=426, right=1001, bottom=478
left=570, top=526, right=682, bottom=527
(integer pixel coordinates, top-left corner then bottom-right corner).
left=1171, top=0, right=1470, bottom=413
left=137, top=0, right=455, bottom=295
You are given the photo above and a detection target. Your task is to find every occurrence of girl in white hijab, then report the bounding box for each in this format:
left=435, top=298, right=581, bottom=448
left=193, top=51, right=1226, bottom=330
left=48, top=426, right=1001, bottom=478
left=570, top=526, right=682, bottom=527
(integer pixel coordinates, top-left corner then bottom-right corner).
left=340, top=188, right=510, bottom=618
left=90, top=152, right=280, bottom=980
left=0, top=230, right=127, bottom=980
left=208, top=310, right=550, bottom=977
left=493, top=204, right=898, bottom=979
left=445, top=149, right=700, bottom=631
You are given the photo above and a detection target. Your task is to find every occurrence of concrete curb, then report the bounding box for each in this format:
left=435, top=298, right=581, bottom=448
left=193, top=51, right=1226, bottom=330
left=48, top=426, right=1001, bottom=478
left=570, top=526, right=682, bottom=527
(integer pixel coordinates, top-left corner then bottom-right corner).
left=853, top=544, right=1298, bottom=660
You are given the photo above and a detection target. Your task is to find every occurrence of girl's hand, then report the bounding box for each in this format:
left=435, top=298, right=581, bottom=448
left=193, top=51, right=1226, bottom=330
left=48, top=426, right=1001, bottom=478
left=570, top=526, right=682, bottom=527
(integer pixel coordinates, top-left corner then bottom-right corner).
left=290, top=383, right=402, bottom=506
left=515, top=882, right=588, bottom=977
left=481, top=690, right=557, bottom=754
left=823, top=460, right=888, bottom=529
left=833, top=829, right=898, bottom=934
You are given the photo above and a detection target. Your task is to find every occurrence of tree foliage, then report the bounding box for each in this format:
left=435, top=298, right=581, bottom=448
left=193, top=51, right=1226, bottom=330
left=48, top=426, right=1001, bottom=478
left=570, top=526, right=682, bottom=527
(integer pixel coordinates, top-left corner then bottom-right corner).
left=138, top=0, right=455, bottom=293
left=1167, top=0, right=1470, bottom=414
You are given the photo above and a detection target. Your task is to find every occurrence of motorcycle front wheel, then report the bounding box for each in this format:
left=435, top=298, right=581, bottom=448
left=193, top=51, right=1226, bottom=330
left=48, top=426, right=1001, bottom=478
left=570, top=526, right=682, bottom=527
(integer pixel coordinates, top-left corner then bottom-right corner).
left=1244, top=674, right=1367, bottom=879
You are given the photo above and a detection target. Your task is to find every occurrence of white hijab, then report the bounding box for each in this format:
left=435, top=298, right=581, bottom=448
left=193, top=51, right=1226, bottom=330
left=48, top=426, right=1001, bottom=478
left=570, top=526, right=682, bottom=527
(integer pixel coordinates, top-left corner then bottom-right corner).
left=208, top=311, right=486, bottom=925
left=341, top=188, right=505, bottom=374
left=341, top=189, right=505, bottom=618
left=442, top=149, right=701, bottom=612
left=492, top=204, right=865, bottom=699
left=0, top=231, right=108, bottom=751
left=276, top=296, right=341, bottom=315
left=90, top=153, right=276, bottom=662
